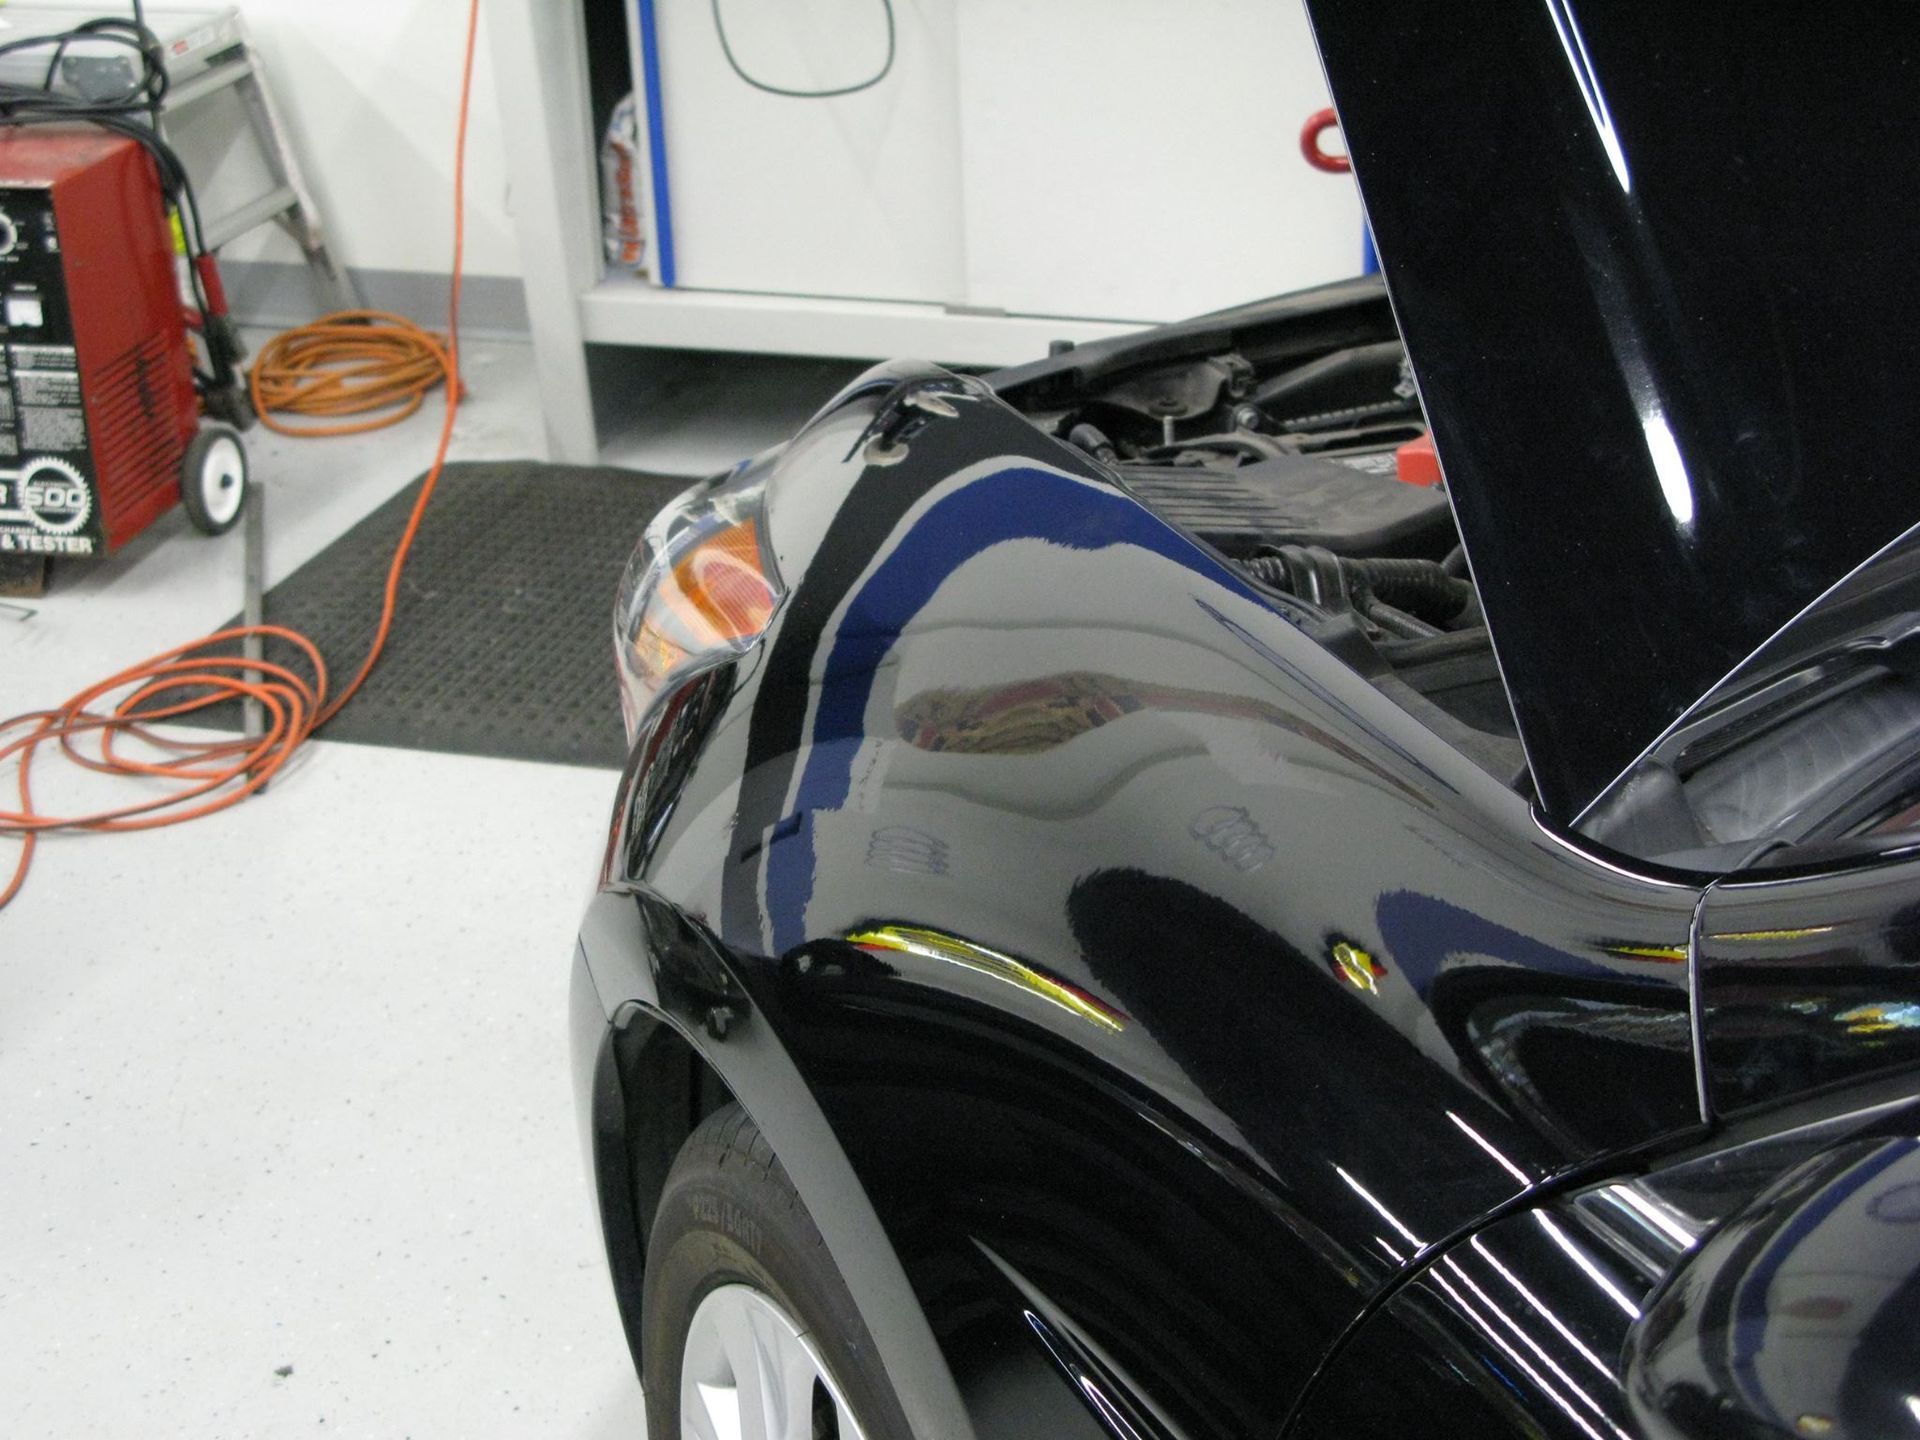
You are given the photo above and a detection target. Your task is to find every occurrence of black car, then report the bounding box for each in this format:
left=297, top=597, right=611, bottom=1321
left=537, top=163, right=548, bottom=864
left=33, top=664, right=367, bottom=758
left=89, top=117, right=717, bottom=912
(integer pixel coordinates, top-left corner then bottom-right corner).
left=570, top=5, right=1920, bottom=1438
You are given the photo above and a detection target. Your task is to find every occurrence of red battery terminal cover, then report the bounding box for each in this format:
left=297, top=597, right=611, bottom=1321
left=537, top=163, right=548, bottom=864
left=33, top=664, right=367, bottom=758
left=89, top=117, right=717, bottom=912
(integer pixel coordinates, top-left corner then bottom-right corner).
left=1396, top=432, right=1442, bottom=487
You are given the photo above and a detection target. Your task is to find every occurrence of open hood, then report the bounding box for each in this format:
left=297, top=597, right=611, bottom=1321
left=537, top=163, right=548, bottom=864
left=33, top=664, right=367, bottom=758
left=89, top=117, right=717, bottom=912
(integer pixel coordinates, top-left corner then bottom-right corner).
left=1306, top=1, right=1920, bottom=820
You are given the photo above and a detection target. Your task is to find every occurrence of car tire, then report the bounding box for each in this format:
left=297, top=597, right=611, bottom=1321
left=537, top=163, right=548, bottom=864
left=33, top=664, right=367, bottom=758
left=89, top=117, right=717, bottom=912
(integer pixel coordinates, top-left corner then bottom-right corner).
left=642, top=1103, right=909, bottom=1440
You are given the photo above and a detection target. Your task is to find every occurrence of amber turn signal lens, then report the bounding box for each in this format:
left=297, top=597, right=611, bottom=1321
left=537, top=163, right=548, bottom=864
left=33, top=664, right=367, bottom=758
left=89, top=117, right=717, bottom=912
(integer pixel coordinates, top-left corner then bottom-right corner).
left=629, top=519, right=777, bottom=692
left=615, top=463, right=786, bottom=744
left=674, top=519, right=777, bottom=641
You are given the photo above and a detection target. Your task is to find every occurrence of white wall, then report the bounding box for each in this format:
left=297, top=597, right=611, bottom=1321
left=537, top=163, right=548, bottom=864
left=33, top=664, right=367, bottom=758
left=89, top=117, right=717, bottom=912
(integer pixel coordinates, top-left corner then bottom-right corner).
left=225, top=0, right=522, bottom=279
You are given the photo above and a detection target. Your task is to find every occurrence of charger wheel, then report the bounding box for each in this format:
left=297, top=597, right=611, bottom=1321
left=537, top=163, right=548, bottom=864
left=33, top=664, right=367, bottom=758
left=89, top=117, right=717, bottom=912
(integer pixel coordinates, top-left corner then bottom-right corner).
left=181, top=425, right=249, bottom=536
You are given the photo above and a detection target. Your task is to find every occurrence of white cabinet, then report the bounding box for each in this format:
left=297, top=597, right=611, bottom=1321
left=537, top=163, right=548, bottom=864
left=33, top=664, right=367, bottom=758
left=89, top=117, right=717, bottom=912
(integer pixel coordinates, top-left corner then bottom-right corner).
left=649, top=0, right=967, bottom=305
left=951, top=0, right=1363, bottom=322
left=636, top=0, right=1362, bottom=323
left=491, top=0, right=1367, bottom=461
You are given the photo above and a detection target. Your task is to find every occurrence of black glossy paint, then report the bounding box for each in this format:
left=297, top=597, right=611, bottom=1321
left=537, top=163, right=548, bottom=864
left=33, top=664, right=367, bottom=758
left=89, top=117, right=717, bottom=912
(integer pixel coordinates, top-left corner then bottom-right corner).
left=560, top=4, right=1920, bottom=1420
left=571, top=354, right=1920, bottom=1438
left=578, top=367, right=1711, bottom=1437
left=1291, top=1194, right=1652, bottom=1440
left=1628, top=1132, right=1920, bottom=1440
left=1290, top=1089, right=1920, bottom=1440
left=1307, top=0, right=1920, bottom=820
left=1697, top=854, right=1920, bottom=1118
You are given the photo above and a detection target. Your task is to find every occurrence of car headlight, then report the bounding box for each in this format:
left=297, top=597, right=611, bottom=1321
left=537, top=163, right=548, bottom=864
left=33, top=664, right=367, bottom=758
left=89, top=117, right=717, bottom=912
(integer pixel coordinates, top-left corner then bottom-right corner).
left=614, top=463, right=784, bottom=743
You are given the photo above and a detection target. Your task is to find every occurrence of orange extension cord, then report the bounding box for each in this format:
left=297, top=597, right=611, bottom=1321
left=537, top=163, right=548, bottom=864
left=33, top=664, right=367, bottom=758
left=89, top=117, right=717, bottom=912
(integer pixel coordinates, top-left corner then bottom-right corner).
left=0, top=0, right=483, bottom=913
left=249, top=310, right=456, bottom=437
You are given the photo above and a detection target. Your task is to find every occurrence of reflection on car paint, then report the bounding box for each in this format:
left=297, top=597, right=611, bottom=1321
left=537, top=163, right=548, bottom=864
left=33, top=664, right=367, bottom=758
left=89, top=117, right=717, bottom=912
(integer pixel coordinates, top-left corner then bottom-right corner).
left=898, top=672, right=1316, bottom=757
left=1191, top=595, right=1453, bottom=799
left=864, top=825, right=950, bottom=877
left=599, top=371, right=1715, bottom=1435
left=1374, top=889, right=1675, bottom=996
left=1629, top=1137, right=1920, bottom=1440
left=1296, top=1189, right=1655, bottom=1440
left=1699, top=861, right=1920, bottom=1113
left=767, top=461, right=1273, bottom=958
left=847, top=923, right=1129, bottom=1035
left=1328, top=940, right=1386, bottom=995
left=1188, top=806, right=1275, bottom=874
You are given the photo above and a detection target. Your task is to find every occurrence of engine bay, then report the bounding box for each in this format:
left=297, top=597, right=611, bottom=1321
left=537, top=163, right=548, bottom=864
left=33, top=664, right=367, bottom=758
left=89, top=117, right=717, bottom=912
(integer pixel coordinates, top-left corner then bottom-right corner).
left=995, top=316, right=1525, bottom=783
left=992, top=306, right=1920, bottom=860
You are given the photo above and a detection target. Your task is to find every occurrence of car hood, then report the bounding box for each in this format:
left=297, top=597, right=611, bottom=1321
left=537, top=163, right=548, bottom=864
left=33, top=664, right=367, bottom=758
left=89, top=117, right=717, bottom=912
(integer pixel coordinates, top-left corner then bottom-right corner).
left=1306, top=1, right=1920, bottom=821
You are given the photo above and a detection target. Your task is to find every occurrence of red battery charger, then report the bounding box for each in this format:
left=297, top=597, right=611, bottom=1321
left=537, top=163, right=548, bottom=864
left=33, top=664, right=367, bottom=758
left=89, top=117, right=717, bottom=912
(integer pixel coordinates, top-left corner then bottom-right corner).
left=0, top=126, right=247, bottom=569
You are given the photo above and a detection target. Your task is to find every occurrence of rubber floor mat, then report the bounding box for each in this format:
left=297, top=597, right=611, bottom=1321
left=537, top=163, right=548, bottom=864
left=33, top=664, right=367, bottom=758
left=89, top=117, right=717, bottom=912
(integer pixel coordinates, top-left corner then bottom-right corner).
left=185, top=462, right=696, bottom=769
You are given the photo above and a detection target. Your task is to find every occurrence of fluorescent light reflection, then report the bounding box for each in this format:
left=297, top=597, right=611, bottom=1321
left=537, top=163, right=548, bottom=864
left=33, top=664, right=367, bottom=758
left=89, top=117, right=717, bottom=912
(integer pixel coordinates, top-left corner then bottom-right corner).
left=1441, top=1256, right=1631, bottom=1439
left=1642, top=409, right=1696, bottom=528
left=1534, top=1211, right=1643, bottom=1320
left=1542, top=0, right=1632, bottom=192
left=1471, top=1234, right=1617, bottom=1383
left=1449, top=1110, right=1534, bottom=1187
left=846, top=925, right=1126, bottom=1033
left=1429, top=1261, right=1633, bottom=1440
left=1336, top=1164, right=1423, bottom=1249
left=1603, top=1183, right=1701, bottom=1252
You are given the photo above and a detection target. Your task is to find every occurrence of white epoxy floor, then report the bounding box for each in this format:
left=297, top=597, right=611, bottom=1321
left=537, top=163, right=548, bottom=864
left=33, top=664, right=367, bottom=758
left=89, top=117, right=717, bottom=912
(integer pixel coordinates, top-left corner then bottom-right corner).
left=0, top=335, right=866, bottom=1439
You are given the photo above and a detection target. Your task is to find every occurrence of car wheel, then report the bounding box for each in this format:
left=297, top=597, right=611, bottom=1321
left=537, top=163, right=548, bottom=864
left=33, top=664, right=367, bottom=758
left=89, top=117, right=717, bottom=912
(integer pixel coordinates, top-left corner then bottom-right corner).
left=642, top=1103, right=906, bottom=1440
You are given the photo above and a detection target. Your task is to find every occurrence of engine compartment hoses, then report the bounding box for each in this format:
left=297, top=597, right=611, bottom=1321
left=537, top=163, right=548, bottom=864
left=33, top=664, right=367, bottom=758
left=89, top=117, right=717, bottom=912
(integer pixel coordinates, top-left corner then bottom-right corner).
left=1067, top=422, right=1119, bottom=465
left=1347, top=556, right=1474, bottom=621
left=1239, top=546, right=1472, bottom=628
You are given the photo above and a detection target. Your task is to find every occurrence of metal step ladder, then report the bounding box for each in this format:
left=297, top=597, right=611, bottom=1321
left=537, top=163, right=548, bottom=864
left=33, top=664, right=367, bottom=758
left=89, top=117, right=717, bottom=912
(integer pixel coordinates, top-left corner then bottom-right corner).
left=0, top=3, right=357, bottom=309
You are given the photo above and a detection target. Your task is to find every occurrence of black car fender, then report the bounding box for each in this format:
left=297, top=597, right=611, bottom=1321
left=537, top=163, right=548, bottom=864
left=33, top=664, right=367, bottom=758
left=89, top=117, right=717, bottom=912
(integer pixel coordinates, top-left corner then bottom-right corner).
left=576, top=887, right=990, bottom=1440
left=577, top=363, right=1709, bottom=1439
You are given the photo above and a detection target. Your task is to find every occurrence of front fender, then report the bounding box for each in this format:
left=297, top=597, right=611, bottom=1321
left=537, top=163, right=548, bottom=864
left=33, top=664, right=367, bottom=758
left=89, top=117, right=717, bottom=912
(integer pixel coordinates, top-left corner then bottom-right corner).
left=590, top=363, right=1705, bottom=1438
left=576, top=888, right=989, bottom=1440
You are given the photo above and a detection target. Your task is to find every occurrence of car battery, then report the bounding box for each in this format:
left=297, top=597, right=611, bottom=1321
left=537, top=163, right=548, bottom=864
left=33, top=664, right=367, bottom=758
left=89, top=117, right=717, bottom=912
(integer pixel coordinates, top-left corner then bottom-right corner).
left=0, top=126, right=201, bottom=560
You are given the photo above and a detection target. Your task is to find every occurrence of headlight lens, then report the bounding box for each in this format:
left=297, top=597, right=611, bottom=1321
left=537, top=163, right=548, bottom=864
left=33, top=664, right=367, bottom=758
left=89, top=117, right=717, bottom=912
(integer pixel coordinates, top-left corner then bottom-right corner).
left=614, top=464, right=783, bottom=742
